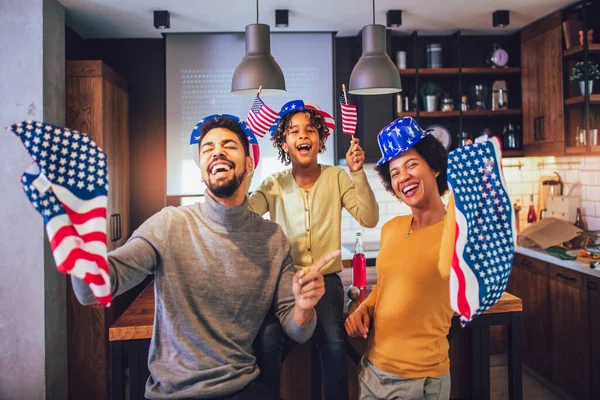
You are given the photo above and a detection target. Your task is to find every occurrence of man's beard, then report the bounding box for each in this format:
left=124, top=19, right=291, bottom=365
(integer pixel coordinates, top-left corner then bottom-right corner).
left=205, top=164, right=246, bottom=199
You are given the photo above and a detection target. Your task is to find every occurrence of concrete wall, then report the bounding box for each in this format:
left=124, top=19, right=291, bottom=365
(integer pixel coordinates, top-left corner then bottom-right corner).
left=0, top=0, right=67, bottom=398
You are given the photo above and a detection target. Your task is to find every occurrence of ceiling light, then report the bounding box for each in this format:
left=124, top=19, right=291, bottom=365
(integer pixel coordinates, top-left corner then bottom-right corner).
left=275, top=10, right=289, bottom=28
left=493, top=10, right=510, bottom=28
left=386, top=10, right=402, bottom=28
left=231, top=0, right=286, bottom=95
left=153, top=10, right=170, bottom=30
left=349, top=0, right=402, bottom=95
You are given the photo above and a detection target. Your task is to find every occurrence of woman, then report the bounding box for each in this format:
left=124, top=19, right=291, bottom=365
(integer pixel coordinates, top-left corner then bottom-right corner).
left=345, top=117, right=453, bottom=400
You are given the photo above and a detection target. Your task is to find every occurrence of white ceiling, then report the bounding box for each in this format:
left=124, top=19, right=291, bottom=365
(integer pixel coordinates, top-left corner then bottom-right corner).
left=59, top=0, right=574, bottom=39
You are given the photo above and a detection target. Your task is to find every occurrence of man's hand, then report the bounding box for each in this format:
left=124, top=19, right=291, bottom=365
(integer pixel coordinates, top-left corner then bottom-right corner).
left=345, top=305, right=371, bottom=339
left=345, top=138, right=365, bottom=172
left=292, top=250, right=341, bottom=326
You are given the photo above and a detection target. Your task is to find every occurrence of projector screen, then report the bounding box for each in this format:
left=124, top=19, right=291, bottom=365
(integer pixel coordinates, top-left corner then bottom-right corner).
left=166, top=33, right=334, bottom=196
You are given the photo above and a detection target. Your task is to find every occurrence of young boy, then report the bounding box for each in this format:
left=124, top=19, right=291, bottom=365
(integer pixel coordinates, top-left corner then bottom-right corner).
left=248, top=100, right=379, bottom=399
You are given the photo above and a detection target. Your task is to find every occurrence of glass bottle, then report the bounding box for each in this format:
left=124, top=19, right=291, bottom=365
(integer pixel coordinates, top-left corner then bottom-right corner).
left=352, top=232, right=367, bottom=290
left=575, top=207, right=586, bottom=230
left=460, top=95, right=469, bottom=111
left=527, top=194, right=537, bottom=224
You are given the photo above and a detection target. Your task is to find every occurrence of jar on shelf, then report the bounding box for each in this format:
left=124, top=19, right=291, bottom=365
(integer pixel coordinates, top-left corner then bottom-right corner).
left=460, top=95, right=469, bottom=111
left=441, top=94, right=454, bottom=112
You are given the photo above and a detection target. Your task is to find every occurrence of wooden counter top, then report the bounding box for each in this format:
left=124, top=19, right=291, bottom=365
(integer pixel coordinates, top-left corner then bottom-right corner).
left=109, top=282, right=522, bottom=342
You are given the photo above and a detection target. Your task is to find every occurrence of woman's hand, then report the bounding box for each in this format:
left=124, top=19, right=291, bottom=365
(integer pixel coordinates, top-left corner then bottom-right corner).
left=345, top=305, right=371, bottom=339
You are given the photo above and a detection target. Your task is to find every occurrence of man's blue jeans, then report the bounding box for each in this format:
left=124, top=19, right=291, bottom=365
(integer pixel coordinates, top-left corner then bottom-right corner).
left=253, top=273, right=349, bottom=399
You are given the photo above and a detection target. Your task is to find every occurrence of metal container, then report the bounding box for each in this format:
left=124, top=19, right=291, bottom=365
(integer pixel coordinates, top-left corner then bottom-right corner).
left=426, top=44, right=442, bottom=68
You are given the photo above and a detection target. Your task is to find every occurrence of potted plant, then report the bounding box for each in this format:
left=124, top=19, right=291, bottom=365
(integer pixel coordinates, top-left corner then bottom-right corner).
left=420, top=81, right=442, bottom=112
left=570, top=60, right=600, bottom=96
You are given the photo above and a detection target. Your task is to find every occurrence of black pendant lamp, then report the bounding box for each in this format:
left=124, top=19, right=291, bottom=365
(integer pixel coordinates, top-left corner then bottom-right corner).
left=231, top=0, right=286, bottom=95
left=348, top=0, right=402, bottom=95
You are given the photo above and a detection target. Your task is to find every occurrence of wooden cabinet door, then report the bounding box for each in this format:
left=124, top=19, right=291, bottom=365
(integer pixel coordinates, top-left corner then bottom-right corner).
left=587, top=275, right=600, bottom=400
left=522, top=27, right=564, bottom=156
left=510, top=254, right=552, bottom=380
left=549, top=265, right=590, bottom=400
left=521, top=35, right=541, bottom=148
left=539, top=27, right=564, bottom=147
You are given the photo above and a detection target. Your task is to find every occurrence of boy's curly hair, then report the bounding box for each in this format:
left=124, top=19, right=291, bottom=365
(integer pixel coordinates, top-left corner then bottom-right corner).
left=271, top=110, right=330, bottom=165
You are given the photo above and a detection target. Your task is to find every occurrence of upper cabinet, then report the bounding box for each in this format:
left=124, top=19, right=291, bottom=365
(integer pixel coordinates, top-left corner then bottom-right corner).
left=521, top=12, right=565, bottom=157
left=562, top=1, right=600, bottom=155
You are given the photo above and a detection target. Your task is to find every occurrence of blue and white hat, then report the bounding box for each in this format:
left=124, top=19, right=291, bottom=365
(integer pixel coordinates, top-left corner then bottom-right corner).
left=190, top=114, right=260, bottom=169
left=267, top=99, right=335, bottom=137
left=376, top=117, right=433, bottom=166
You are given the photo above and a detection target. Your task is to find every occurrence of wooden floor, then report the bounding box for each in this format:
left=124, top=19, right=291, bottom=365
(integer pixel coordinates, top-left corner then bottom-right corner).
left=490, top=355, right=565, bottom=400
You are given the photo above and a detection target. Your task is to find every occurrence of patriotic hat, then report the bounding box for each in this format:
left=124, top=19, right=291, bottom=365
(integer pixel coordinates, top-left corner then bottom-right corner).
left=375, top=117, right=433, bottom=167
left=267, top=100, right=336, bottom=137
left=439, top=137, right=516, bottom=326
left=190, top=114, right=260, bottom=170
left=6, top=121, right=112, bottom=306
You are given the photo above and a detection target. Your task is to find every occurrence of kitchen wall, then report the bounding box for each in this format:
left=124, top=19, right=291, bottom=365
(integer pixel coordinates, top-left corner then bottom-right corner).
left=341, top=155, right=600, bottom=246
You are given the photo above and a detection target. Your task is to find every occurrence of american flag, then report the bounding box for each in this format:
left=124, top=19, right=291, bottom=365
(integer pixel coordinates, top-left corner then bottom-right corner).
left=7, top=121, right=112, bottom=306
left=245, top=95, right=279, bottom=138
left=338, top=93, right=357, bottom=136
left=446, top=137, right=516, bottom=325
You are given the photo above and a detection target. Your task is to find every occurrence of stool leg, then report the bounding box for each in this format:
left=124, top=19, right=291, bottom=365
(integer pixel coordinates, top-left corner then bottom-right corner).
left=507, top=313, right=523, bottom=400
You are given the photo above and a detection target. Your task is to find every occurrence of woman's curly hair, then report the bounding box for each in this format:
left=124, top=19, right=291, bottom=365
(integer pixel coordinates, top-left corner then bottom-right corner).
left=271, top=110, right=330, bottom=165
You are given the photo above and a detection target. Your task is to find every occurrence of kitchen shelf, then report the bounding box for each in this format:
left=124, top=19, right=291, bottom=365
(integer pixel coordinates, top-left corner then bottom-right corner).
left=398, top=67, right=521, bottom=76
left=396, top=111, right=417, bottom=118
left=565, top=94, right=600, bottom=106
left=462, top=109, right=522, bottom=117
left=565, top=146, right=589, bottom=155
left=461, top=67, right=521, bottom=75
left=419, top=111, right=460, bottom=118
left=399, top=68, right=459, bottom=76
left=503, top=149, right=524, bottom=158
left=397, top=110, right=522, bottom=119
left=563, top=43, right=600, bottom=58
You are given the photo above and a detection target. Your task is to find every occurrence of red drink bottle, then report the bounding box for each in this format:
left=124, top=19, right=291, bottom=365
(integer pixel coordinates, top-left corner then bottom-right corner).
left=352, top=232, right=367, bottom=289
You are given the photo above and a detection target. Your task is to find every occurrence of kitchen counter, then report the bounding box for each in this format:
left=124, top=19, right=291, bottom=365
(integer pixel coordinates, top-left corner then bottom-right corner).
left=515, top=246, right=600, bottom=278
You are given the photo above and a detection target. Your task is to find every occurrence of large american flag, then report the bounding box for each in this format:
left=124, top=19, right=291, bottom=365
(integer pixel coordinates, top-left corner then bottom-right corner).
left=245, top=95, right=279, bottom=138
left=447, top=137, right=516, bottom=325
left=338, top=93, right=357, bottom=136
left=7, top=121, right=112, bottom=306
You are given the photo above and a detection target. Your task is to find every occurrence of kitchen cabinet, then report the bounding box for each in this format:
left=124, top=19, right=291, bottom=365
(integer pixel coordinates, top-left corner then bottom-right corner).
left=507, top=254, right=552, bottom=380
left=510, top=252, right=600, bottom=399
left=65, top=60, right=130, bottom=400
left=549, top=264, right=590, bottom=400
left=521, top=12, right=565, bottom=156
left=587, top=275, right=600, bottom=400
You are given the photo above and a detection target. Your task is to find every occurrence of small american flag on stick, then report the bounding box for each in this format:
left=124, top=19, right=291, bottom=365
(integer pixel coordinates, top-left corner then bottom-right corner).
left=245, top=94, right=279, bottom=138
left=339, top=85, right=357, bottom=137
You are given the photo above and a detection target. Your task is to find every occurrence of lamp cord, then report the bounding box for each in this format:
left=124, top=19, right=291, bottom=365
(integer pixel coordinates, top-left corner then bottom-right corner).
left=372, top=0, right=375, bottom=24
left=256, top=0, right=259, bottom=24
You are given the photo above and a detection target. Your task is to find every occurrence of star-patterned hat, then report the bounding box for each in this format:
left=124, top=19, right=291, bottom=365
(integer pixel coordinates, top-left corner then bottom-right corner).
left=375, top=117, right=433, bottom=167
left=267, top=100, right=335, bottom=137
left=6, top=121, right=112, bottom=306
left=190, top=114, right=260, bottom=170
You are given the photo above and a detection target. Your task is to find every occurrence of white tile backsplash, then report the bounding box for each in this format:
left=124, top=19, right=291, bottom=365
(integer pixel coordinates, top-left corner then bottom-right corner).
left=502, top=156, right=600, bottom=231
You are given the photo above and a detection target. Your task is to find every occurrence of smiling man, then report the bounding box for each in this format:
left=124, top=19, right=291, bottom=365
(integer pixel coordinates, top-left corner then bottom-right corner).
left=71, top=114, right=336, bottom=400
left=248, top=100, right=379, bottom=399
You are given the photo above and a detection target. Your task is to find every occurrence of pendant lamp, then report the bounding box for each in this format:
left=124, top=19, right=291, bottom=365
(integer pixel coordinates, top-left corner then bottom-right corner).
left=348, top=0, right=402, bottom=95
left=231, top=0, right=286, bottom=95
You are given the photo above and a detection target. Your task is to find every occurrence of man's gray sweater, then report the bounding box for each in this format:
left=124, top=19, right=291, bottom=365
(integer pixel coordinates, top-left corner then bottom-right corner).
left=72, top=193, right=316, bottom=399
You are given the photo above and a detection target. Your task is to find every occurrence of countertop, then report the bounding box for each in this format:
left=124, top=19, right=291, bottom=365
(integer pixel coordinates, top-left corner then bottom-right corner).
left=514, top=246, right=600, bottom=278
